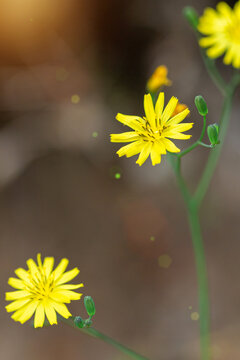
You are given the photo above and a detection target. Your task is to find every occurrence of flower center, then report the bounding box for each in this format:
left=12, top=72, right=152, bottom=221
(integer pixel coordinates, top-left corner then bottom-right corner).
left=26, top=270, right=55, bottom=300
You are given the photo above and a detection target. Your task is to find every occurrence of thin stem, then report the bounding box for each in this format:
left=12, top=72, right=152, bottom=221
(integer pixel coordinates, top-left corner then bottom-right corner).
left=62, top=317, right=149, bottom=360
left=187, top=204, right=210, bottom=360
left=194, top=73, right=240, bottom=205
left=193, top=29, right=227, bottom=95
left=178, top=115, right=207, bottom=158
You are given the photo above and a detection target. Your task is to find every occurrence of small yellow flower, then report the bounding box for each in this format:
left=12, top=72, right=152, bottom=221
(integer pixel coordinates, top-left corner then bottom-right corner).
left=5, top=254, right=83, bottom=328
left=147, top=66, right=172, bottom=93
left=198, top=1, right=240, bottom=68
left=110, top=93, right=193, bottom=166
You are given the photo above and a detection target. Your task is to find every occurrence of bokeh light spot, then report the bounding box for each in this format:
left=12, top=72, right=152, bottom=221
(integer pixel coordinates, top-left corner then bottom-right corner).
left=158, top=254, right=172, bottom=269
left=92, top=131, right=98, bottom=138
left=191, top=312, right=199, bottom=321
left=150, top=236, right=155, bottom=241
left=115, top=173, right=121, bottom=180
left=71, top=94, right=80, bottom=104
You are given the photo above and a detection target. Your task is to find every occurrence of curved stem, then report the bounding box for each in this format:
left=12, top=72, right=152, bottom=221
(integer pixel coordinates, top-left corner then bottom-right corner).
left=194, top=74, right=240, bottom=205
left=178, top=115, right=207, bottom=158
left=61, top=317, right=149, bottom=360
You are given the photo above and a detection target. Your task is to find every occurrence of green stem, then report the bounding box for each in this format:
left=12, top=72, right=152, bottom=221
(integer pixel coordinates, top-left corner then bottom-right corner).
left=194, top=73, right=240, bottom=205
left=187, top=203, right=210, bottom=360
left=178, top=115, right=207, bottom=158
left=62, top=317, right=149, bottom=360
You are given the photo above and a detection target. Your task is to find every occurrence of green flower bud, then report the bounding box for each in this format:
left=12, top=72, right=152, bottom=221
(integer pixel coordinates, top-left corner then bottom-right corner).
left=183, top=7, right=199, bottom=29
left=74, top=316, right=85, bottom=328
left=207, top=124, right=220, bottom=146
left=84, top=296, right=96, bottom=317
left=84, top=319, right=93, bottom=328
left=195, top=95, right=208, bottom=116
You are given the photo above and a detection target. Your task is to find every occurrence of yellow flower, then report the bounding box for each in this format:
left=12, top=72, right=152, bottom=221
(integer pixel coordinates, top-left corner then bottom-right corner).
left=5, top=254, right=83, bottom=328
left=110, top=93, right=193, bottom=166
left=147, top=66, right=172, bottom=93
left=198, top=1, right=240, bottom=68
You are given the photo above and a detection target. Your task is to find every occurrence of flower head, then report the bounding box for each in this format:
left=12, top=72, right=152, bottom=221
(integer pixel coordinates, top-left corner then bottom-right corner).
left=5, top=254, right=83, bottom=328
left=198, top=1, right=240, bottom=68
left=147, top=65, right=172, bottom=93
left=110, top=93, right=193, bottom=166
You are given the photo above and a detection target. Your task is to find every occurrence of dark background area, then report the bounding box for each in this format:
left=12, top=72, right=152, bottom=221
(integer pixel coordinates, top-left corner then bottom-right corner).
left=0, top=0, right=240, bottom=359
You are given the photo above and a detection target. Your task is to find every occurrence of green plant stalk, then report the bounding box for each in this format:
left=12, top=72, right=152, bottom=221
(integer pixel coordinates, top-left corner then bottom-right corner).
left=171, top=73, right=240, bottom=360
left=62, top=317, right=149, bottom=360
left=195, top=73, right=240, bottom=205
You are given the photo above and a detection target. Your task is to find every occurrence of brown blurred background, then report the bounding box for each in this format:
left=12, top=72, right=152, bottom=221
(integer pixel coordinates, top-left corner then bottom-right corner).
left=0, top=0, right=240, bottom=359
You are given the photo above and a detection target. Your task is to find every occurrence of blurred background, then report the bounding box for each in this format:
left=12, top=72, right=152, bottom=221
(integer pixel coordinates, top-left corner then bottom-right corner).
left=0, top=0, right=240, bottom=359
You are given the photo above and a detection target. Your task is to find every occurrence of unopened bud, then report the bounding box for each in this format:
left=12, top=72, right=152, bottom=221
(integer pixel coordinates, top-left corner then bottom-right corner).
left=84, top=319, right=93, bottom=327
left=74, top=316, right=85, bottom=328
left=84, top=296, right=96, bottom=317
left=183, top=7, right=199, bottom=30
left=207, top=124, right=220, bottom=145
left=195, top=95, right=208, bottom=116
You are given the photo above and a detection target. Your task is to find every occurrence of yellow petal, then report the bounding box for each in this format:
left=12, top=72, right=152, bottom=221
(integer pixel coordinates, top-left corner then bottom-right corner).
left=53, top=258, right=69, bottom=281
left=51, top=301, right=72, bottom=319
left=8, top=277, right=25, bottom=290
left=43, top=257, right=54, bottom=277
left=206, top=43, right=226, bottom=58
left=161, top=138, right=180, bottom=153
left=15, top=268, right=31, bottom=283
left=144, top=94, right=156, bottom=130
left=165, top=132, right=191, bottom=140
left=5, top=290, right=30, bottom=301
left=169, top=123, right=194, bottom=133
left=18, top=301, right=38, bottom=324
left=6, top=298, right=31, bottom=313
left=34, top=303, right=45, bottom=328
left=116, top=113, right=145, bottom=132
left=51, top=289, right=82, bottom=302
left=55, top=267, right=80, bottom=286
left=167, top=108, right=190, bottom=126
left=26, top=258, right=40, bottom=277
left=110, top=132, right=140, bottom=143
left=155, top=92, right=164, bottom=125
left=162, top=96, right=178, bottom=124
left=56, top=283, right=84, bottom=290
left=136, top=142, right=152, bottom=166
left=150, top=143, right=162, bottom=166
left=44, top=302, right=57, bottom=325
left=117, top=140, right=144, bottom=158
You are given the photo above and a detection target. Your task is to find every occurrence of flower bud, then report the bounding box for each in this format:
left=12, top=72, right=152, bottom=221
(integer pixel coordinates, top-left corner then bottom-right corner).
left=74, top=316, right=85, bottom=328
left=207, top=124, right=220, bottom=145
left=195, top=95, right=208, bottom=116
left=84, top=319, right=93, bottom=328
left=183, top=7, right=199, bottom=29
left=84, top=296, right=96, bottom=317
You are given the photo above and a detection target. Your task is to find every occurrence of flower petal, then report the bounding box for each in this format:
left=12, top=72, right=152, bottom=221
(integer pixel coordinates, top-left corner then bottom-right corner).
left=51, top=301, right=72, bottom=319
left=116, top=113, right=145, bottom=132
left=162, top=96, right=178, bottom=124
left=117, top=140, right=144, bottom=158
left=6, top=290, right=30, bottom=301
left=110, top=132, right=140, bottom=143
left=167, top=108, right=190, bottom=126
left=155, top=92, right=164, bottom=125
left=34, top=303, right=45, bottom=328
left=8, top=277, right=25, bottom=290
left=43, top=257, right=54, bottom=277
left=53, top=258, right=69, bottom=281
left=161, top=138, right=180, bottom=153
left=44, top=302, right=57, bottom=325
left=136, top=142, right=152, bottom=166
left=55, top=268, right=80, bottom=286
left=6, top=298, right=31, bottom=313
left=144, top=94, right=156, bottom=130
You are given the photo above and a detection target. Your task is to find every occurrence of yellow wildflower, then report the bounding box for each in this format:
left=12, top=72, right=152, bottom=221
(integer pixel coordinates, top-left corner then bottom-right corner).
left=110, top=93, right=193, bottom=166
left=147, top=66, right=172, bottom=93
left=198, top=1, right=240, bottom=68
left=5, top=254, right=83, bottom=328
